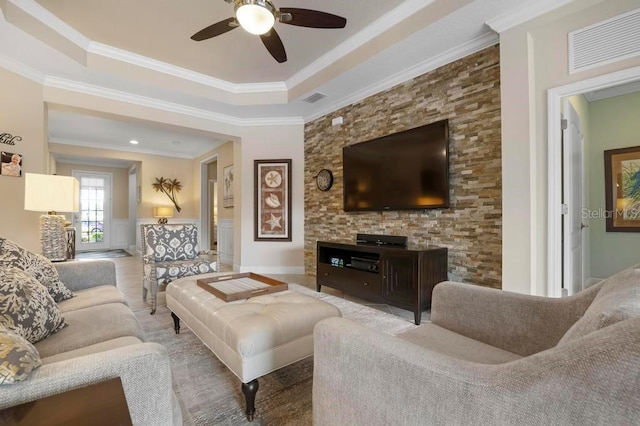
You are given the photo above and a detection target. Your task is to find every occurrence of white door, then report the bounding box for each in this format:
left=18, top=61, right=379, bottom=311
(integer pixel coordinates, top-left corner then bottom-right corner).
left=73, top=171, right=112, bottom=251
left=562, top=100, right=586, bottom=296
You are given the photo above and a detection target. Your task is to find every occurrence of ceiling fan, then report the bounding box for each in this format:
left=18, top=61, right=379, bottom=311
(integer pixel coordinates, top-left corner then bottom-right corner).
left=191, top=0, right=347, bottom=63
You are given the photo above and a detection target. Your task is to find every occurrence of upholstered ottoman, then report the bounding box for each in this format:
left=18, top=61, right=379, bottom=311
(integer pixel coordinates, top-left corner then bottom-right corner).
left=166, top=273, right=341, bottom=421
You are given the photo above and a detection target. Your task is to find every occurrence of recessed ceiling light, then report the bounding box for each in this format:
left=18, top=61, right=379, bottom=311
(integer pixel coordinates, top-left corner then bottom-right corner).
left=130, top=140, right=139, bottom=145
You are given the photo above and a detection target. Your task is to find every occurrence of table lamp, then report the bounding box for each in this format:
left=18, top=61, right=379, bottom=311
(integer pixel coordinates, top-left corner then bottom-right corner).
left=24, top=173, right=79, bottom=261
left=153, top=206, right=173, bottom=224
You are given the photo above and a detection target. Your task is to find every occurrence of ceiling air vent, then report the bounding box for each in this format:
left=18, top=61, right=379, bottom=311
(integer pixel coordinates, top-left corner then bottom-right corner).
left=569, top=8, right=640, bottom=73
left=301, top=92, right=327, bottom=103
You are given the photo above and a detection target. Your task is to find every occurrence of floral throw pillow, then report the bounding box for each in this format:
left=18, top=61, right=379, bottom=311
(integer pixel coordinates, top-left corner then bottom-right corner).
left=0, top=237, right=74, bottom=302
left=144, top=224, right=198, bottom=262
left=0, top=266, right=67, bottom=343
left=0, top=326, right=42, bottom=384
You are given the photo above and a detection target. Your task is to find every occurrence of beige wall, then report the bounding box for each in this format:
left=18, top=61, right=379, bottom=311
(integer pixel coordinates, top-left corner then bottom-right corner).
left=0, top=68, right=47, bottom=252
left=0, top=63, right=306, bottom=272
left=55, top=163, right=129, bottom=219
left=192, top=130, right=305, bottom=273
left=500, top=0, right=640, bottom=295
left=588, top=92, right=640, bottom=278
left=49, top=144, right=198, bottom=220
left=193, top=141, right=234, bottom=250
left=194, top=141, right=234, bottom=221
left=237, top=125, right=305, bottom=273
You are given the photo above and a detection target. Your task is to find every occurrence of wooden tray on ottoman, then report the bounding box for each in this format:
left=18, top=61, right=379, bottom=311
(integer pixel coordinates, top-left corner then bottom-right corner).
left=197, top=272, right=288, bottom=302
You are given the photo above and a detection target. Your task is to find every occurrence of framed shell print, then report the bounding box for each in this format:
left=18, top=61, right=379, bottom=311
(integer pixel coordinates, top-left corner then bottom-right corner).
left=254, top=159, right=292, bottom=241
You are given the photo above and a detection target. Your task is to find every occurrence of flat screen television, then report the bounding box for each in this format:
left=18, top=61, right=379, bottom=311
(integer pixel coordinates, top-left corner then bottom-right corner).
left=343, top=119, right=449, bottom=212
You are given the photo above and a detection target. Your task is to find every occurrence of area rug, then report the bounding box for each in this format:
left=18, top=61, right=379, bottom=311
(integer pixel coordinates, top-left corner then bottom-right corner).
left=75, top=249, right=132, bottom=259
left=134, top=283, right=417, bottom=426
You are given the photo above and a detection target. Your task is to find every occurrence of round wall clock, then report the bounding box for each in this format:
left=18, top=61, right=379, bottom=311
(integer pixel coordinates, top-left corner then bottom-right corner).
left=316, top=169, right=333, bottom=191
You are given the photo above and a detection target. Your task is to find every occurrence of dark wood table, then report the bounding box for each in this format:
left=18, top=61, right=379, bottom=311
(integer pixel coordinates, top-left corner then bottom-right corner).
left=0, top=377, right=132, bottom=426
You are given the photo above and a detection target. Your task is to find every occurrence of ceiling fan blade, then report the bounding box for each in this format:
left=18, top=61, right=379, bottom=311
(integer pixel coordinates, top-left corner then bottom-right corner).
left=191, top=17, right=238, bottom=41
left=279, top=8, right=347, bottom=29
left=260, top=28, right=287, bottom=63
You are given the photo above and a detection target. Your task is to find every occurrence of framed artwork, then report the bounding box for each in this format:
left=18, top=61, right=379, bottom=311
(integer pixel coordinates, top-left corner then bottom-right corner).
left=254, top=159, right=292, bottom=241
left=1, top=151, right=22, bottom=177
left=223, top=165, right=234, bottom=208
left=604, top=146, right=640, bottom=232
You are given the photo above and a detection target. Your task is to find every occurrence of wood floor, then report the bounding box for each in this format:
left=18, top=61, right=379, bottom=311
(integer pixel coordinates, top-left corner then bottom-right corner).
left=101, top=254, right=429, bottom=322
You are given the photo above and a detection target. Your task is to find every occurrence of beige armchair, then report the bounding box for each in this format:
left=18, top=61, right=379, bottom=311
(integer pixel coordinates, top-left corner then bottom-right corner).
left=141, top=223, right=217, bottom=314
left=313, top=265, right=640, bottom=425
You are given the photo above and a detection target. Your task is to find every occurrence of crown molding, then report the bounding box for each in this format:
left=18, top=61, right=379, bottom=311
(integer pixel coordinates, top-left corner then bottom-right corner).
left=0, top=52, right=45, bottom=83
left=11, top=0, right=287, bottom=97
left=52, top=153, right=136, bottom=168
left=486, top=0, right=576, bottom=33
left=52, top=136, right=232, bottom=160
left=44, top=76, right=240, bottom=123
left=88, top=42, right=287, bottom=95
left=287, top=0, right=435, bottom=89
left=8, top=0, right=90, bottom=49
left=240, top=116, right=304, bottom=126
left=43, top=76, right=303, bottom=127
left=0, top=53, right=302, bottom=127
left=304, top=31, right=499, bottom=123
left=49, top=137, right=197, bottom=159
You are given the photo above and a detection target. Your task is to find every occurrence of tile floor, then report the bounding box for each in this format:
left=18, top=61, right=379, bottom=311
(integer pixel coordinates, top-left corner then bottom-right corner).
left=103, top=254, right=430, bottom=323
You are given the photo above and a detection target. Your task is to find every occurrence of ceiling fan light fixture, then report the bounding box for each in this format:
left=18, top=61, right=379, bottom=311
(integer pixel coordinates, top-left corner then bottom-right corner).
left=235, top=0, right=276, bottom=35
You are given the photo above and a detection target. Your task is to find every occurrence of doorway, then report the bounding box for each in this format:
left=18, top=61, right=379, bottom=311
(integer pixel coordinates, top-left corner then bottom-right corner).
left=547, top=66, right=640, bottom=297
left=199, top=156, right=218, bottom=251
left=128, top=166, right=139, bottom=252
left=72, top=171, right=112, bottom=251
left=209, top=179, right=218, bottom=250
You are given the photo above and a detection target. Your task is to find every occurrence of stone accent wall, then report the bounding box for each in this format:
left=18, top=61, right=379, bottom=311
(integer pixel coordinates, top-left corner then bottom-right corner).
left=304, top=45, right=502, bottom=288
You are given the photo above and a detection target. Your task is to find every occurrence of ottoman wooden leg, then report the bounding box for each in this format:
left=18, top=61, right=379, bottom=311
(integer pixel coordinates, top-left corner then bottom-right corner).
left=171, top=312, right=180, bottom=334
left=241, top=379, right=259, bottom=422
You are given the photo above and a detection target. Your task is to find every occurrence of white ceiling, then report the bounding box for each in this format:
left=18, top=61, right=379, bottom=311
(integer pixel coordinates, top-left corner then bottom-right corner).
left=0, top=0, right=582, bottom=165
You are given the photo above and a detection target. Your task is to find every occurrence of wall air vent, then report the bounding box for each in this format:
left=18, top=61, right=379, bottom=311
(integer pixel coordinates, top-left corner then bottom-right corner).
left=569, top=8, right=640, bottom=73
left=301, top=92, right=327, bottom=103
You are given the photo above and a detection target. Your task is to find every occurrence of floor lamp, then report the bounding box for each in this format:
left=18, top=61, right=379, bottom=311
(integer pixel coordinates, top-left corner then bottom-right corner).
left=24, top=173, right=79, bottom=261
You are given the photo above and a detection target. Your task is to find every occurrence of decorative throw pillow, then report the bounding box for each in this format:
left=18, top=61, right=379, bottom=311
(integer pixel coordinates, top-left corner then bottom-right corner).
left=0, top=237, right=74, bottom=302
left=144, top=224, right=198, bottom=262
left=0, top=327, right=42, bottom=384
left=559, top=267, right=640, bottom=345
left=0, top=266, right=67, bottom=343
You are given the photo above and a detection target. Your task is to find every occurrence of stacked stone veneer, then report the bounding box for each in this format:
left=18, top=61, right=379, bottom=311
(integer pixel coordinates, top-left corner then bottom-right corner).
left=304, top=45, right=502, bottom=288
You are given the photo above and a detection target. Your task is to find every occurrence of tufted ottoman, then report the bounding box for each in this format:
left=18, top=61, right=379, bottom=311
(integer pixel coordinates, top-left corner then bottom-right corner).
left=166, top=273, right=341, bottom=421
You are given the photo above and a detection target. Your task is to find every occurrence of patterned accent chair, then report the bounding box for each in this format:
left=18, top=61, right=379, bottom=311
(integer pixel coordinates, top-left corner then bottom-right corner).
left=141, top=223, right=218, bottom=314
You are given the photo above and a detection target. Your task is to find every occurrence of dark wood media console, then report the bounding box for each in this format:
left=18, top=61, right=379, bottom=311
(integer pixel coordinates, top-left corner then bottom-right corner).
left=316, top=240, right=448, bottom=325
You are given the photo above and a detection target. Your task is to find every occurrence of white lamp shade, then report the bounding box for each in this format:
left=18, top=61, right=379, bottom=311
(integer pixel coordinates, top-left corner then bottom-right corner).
left=153, top=206, right=174, bottom=218
left=24, top=173, right=79, bottom=213
left=236, top=2, right=275, bottom=35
